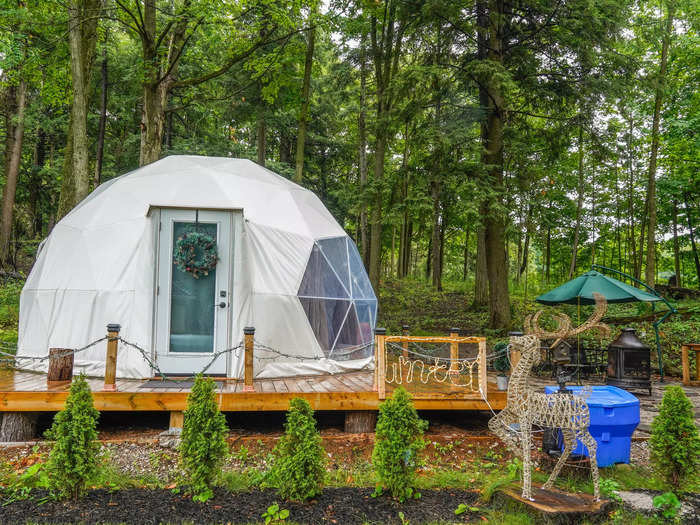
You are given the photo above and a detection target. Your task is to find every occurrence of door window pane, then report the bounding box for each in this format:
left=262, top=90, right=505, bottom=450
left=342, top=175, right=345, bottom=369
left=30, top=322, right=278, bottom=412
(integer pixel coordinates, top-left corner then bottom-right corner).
left=170, top=221, right=217, bottom=353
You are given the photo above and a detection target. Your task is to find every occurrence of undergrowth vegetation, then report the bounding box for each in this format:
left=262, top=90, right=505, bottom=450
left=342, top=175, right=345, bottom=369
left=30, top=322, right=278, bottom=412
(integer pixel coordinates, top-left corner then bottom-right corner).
left=372, top=387, right=428, bottom=502
left=45, top=374, right=100, bottom=499
left=268, top=398, right=325, bottom=501
left=650, top=386, right=700, bottom=491
left=180, top=374, right=229, bottom=502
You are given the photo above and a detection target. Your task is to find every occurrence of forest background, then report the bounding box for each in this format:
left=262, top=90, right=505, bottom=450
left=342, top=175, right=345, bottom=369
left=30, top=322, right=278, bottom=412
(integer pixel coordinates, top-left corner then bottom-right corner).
left=0, top=0, right=698, bottom=361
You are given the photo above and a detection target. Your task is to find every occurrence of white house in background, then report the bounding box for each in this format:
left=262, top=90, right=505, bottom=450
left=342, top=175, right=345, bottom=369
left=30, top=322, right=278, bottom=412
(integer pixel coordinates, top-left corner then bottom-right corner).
left=17, top=156, right=377, bottom=379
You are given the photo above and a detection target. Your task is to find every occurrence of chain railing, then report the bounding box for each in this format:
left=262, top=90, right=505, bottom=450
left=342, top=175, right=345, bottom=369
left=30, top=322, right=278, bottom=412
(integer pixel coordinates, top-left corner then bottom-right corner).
left=1, top=324, right=375, bottom=391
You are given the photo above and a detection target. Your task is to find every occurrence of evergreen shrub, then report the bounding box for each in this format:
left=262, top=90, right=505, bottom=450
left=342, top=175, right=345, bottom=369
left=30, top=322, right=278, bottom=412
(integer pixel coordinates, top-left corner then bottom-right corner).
left=179, top=374, right=228, bottom=501
left=372, top=386, right=427, bottom=501
left=269, top=397, right=325, bottom=501
left=650, top=385, right=700, bottom=490
left=45, top=374, right=99, bottom=499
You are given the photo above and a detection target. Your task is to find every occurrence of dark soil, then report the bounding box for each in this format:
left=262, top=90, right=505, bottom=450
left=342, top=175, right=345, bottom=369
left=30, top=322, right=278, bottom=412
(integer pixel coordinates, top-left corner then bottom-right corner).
left=0, top=488, right=481, bottom=525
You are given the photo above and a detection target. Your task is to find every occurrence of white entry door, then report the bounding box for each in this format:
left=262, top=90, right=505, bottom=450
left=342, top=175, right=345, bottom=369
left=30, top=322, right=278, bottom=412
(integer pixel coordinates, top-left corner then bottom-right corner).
left=155, top=209, right=232, bottom=375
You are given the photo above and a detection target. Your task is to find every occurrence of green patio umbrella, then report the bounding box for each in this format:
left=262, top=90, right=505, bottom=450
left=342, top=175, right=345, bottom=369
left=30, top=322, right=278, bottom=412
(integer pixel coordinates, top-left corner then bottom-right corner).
left=535, top=270, right=662, bottom=305
left=535, top=266, right=677, bottom=379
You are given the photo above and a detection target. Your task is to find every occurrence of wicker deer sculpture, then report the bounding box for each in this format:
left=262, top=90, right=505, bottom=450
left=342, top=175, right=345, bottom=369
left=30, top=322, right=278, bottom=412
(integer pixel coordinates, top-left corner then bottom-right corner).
left=488, top=293, right=610, bottom=501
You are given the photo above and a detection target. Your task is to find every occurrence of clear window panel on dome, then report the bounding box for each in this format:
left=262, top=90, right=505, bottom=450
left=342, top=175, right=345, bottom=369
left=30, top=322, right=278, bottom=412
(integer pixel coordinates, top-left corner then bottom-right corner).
left=298, top=244, right=349, bottom=299
left=331, top=303, right=372, bottom=361
left=299, top=297, right=351, bottom=354
left=317, top=237, right=350, bottom=293
left=348, top=240, right=375, bottom=299
left=354, top=300, right=376, bottom=345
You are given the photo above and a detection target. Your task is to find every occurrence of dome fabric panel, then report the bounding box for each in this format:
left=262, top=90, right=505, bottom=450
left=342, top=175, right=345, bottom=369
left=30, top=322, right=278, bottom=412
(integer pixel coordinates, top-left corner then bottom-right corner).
left=16, top=156, right=375, bottom=379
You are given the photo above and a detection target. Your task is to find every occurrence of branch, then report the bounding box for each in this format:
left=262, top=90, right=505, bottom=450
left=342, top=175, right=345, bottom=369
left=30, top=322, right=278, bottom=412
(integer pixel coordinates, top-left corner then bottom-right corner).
left=170, top=26, right=307, bottom=89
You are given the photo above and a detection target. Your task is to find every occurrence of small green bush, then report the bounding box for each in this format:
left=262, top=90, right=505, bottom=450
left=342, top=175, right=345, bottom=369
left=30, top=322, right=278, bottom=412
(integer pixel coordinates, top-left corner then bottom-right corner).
left=372, top=387, right=427, bottom=502
left=179, top=375, right=228, bottom=502
left=45, top=374, right=100, bottom=499
left=649, top=385, right=700, bottom=490
left=269, top=397, right=325, bottom=501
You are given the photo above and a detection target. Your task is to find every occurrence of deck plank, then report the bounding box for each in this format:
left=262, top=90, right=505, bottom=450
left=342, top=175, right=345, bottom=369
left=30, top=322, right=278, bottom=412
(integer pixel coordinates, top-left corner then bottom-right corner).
left=0, top=369, right=506, bottom=412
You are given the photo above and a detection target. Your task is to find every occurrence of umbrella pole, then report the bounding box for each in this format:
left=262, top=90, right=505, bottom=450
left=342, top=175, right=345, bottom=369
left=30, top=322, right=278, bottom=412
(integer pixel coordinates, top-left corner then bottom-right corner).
left=577, top=297, right=581, bottom=385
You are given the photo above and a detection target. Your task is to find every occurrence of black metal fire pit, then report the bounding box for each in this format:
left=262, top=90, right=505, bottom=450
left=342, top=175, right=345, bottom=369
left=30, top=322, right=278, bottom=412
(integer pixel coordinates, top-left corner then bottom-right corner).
left=606, top=328, right=651, bottom=395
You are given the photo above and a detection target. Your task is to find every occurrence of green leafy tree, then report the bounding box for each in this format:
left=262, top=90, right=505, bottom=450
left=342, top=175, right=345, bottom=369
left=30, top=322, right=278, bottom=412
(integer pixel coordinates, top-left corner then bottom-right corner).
left=269, top=397, right=325, bottom=501
left=372, top=386, right=427, bottom=502
left=45, top=374, right=99, bottom=499
left=650, top=385, right=700, bottom=490
left=179, top=374, right=228, bottom=502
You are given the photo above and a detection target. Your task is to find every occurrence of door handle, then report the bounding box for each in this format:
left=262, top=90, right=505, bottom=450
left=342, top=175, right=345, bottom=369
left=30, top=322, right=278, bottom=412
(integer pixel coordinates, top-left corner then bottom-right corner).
left=215, top=302, right=227, bottom=308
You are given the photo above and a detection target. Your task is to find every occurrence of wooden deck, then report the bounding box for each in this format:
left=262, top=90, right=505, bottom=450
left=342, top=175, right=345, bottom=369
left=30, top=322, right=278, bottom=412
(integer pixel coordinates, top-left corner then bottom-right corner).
left=0, top=369, right=506, bottom=413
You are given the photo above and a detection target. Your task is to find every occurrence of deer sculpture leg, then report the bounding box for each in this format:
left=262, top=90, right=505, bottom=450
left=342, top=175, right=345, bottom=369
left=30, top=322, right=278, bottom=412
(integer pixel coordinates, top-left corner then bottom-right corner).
left=543, top=429, right=576, bottom=490
left=488, top=409, right=522, bottom=459
left=579, top=430, right=600, bottom=500
left=520, top=416, right=534, bottom=500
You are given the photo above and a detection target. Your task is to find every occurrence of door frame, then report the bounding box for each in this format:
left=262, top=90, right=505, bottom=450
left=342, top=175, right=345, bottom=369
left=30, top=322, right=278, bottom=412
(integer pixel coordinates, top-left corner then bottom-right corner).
left=149, top=206, right=241, bottom=376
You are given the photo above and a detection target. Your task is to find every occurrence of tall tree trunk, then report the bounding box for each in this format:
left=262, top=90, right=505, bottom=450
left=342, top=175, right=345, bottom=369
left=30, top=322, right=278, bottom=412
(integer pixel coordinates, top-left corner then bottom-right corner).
left=397, top=122, right=410, bottom=278
left=545, top=225, right=551, bottom=283
left=569, top=122, right=585, bottom=279
left=672, top=200, right=681, bottom=287
left=57, top=0, right=101, bottom=217
left=368, top=131, right=385, bottom=291
left=645, top=2, right=675, bottom=288
left=94, top=41, right=108, bottom=186
left=294, top=6, right=317, bottom=184
left=430, top=179, right=441, bottom=290
left=477, top=0, right=509, bottom=328
left=28, top=129, right=46, bottom=238
left=685, top=194, right=700, bottom=286
left=473, top=225, right=488, bottom=307
left=0, top=81, right=27, bottom=268
left=256, top=104, right=267, bottom=167
left=358, top=32, right=369, bottom=266
left=462, top=228, right=470, bottom=281
left=626, top=116, right=637, bottom=278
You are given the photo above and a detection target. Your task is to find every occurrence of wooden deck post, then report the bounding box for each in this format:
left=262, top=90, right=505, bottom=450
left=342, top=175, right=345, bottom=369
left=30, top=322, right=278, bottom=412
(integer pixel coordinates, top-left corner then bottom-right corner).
left=47, top=348, right=74, bottom=386
left=103, top=324, right=120, bottom=391
left=169, top=410, right=184, bottom=431
left=682, top=345, right=690, bottom=385
left=449, top=328, right=460, bottom=374
left=478, top=338, right=487, bottom=399
left=402, top=325, right=410, bottom=358
left=243, top=327, right=255, bottom=392
left=682, top=344, right=700, bottom=386
left=375, top=328, right=387, bottom=399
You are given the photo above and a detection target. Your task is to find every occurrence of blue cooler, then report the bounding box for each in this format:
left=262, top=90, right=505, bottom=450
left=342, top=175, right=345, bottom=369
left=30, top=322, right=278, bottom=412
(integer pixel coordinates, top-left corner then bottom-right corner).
left=544, top=385, right=640, bottom=467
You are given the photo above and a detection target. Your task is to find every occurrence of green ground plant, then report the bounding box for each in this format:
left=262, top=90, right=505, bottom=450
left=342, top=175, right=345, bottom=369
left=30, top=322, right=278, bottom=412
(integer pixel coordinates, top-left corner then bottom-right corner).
left=261, top=503, right=289, bottom=524
left=652, top=491, right=681, bottom=520
left=45, top=374, right=100, bottom=499
left=649, top=385, right=700, bottom=490
left=372, top=387, right=428, bottom=502
left=268, top=397, right=325, bottom=501
left=179, top=374, right=228, bottom=502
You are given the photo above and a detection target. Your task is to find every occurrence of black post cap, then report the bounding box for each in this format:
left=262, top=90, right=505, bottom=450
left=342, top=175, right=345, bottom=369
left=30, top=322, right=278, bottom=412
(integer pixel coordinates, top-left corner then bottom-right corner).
left=107, top=323, right=121, bottom=333
left=402, top=324, right=410, bottom=331
left=508, top=331, right=524, bottom=336
left=243, top=327, right=256, bottom=335
left=450, top=327, right=461, bottom=333
left=375, top=327, right=387, bottom=335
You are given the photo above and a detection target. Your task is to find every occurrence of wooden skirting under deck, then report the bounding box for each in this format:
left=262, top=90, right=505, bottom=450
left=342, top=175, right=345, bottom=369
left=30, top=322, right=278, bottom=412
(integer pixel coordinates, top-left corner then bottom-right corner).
left=0, top=369, right=506, bottom=413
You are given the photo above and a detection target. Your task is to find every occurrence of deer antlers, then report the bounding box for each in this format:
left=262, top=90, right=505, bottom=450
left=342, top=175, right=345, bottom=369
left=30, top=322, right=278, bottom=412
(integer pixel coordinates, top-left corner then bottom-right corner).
left=524, top=292, right=611, bottom=342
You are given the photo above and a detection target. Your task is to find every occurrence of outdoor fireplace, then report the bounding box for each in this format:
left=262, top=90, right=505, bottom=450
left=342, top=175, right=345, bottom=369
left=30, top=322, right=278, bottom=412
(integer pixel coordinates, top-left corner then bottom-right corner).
left=607, top=328, right=651, bottom=395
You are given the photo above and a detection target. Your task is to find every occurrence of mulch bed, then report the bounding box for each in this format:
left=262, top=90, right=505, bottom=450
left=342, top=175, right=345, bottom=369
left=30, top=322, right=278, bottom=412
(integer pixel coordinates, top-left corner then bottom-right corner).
left=0, top=488, right=481, bottom=524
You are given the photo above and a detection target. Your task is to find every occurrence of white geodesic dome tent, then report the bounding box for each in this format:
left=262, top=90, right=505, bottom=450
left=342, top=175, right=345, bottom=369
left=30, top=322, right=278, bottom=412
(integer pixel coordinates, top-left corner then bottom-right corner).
left=17, top=156, right=377, bottom=379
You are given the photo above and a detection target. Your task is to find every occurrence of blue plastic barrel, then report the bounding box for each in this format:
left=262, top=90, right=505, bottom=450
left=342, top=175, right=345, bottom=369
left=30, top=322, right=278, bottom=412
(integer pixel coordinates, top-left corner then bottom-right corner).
left=544, top=385, right=640, bottom=467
